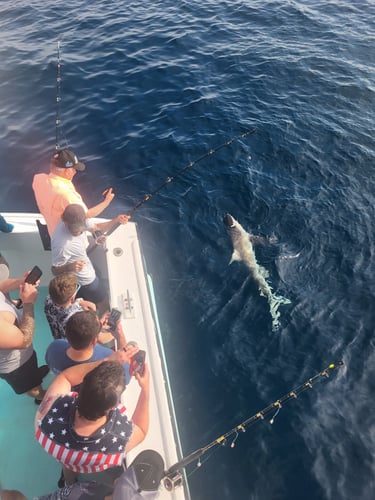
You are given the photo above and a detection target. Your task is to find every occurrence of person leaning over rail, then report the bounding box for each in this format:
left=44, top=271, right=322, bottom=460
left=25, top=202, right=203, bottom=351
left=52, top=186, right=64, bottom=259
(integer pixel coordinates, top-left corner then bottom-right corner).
left=51, top=204, right=129, bottom=314
left=32, top=148, right=116, bottom=237
left=0, top=254, right=48, bottom=404
left=34, top=347, right=150, bottom=488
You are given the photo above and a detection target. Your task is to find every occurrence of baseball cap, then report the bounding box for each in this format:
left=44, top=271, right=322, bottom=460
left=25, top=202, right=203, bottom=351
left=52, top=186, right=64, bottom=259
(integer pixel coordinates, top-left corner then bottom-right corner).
left=112, top=450, right=165, bottom=497
left=53, top=149, right=86, bottom=171
left=62, top=204, right=87, bottom=233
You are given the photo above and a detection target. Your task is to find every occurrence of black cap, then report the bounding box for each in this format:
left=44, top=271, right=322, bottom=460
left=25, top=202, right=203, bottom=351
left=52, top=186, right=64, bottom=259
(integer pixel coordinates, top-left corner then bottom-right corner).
left=112, top=450, right=165, bottom=498
left=53, top=149, right=85, bottom=171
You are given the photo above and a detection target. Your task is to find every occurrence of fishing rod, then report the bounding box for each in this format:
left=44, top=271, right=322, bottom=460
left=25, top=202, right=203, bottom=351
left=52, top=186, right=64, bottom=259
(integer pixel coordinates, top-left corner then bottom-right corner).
left=128, top=128, right=256, bottom=216
left=162, top=360, right=344, bottom=491
left=55, top=41, right=62, bottom=151
left=104, top=128, right=256, bottom=237
left=52, top=46, right=255, bottom=235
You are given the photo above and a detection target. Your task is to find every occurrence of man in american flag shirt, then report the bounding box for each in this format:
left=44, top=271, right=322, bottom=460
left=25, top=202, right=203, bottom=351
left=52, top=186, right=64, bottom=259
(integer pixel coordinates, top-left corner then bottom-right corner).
left=34, top=346, right=150, bottom=486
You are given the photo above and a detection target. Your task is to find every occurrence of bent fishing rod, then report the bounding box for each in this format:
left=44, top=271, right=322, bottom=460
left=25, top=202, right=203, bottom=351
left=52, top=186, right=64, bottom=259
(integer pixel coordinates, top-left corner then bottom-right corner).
left=55, top=41, right=62, bottom=151
left=104, top=128, right=256, bottom=237
left=162, top=360, right=344, bottom=491
left=54, top=44, right=255, bottom=237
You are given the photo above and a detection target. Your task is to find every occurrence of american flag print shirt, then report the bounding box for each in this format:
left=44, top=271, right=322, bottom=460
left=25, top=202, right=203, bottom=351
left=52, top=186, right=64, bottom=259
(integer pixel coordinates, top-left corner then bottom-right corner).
left=36, top=393, right=133, bottom=473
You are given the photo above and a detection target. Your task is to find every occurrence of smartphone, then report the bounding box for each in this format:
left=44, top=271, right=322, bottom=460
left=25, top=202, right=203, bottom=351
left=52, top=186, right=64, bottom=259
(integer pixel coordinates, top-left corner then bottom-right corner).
left=107, top=308, right=122, bottom=331
left=130, top=350, right=146, bottom=377
left=16, top=265, right=43, bottom=309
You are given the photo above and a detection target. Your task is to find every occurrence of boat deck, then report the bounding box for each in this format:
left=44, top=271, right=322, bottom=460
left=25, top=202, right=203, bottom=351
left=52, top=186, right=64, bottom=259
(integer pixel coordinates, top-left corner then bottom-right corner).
left=0, top=213, right=189, bottom=499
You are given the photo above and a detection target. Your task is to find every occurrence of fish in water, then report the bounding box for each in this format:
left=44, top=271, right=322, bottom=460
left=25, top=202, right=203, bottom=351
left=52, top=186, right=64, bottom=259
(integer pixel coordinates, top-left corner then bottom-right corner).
left=223, top=213, right=291, bottom=331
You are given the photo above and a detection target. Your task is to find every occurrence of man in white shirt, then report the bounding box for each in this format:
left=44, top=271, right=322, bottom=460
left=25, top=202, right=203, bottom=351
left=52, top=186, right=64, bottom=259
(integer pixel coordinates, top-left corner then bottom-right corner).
left=51, top=204, right=129, bottom=313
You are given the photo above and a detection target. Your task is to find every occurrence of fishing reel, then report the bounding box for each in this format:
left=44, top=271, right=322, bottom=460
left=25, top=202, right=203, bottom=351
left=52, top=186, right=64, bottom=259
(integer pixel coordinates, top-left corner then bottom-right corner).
left=163, top=470, right=183, bottom=492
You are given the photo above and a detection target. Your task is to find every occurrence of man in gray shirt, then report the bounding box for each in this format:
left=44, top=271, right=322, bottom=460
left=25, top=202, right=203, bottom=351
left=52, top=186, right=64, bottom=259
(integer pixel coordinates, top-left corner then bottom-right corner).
left=0, top=254, right=48, bottom=403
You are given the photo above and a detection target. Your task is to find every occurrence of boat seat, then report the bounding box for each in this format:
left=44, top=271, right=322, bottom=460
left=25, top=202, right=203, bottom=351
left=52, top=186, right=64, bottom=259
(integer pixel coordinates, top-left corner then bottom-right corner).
left=36, top=220, right=51, bottom=251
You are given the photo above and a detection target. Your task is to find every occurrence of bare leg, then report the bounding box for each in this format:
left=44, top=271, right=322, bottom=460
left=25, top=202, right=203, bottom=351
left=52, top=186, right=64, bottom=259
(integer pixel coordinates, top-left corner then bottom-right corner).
left=1, top=491, right=27, bottom=500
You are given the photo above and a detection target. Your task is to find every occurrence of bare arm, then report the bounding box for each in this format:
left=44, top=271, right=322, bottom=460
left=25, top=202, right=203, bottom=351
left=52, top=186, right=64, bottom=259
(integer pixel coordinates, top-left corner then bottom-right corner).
left=34, top=347, right=137, bottom=431
left=0, top=284, right=37, bottom=349
left=100, top=312, right=127, bottom=350
left=86, top=188, right=115, bottom=218
left=79, top=299, right=96, bottom=311
left=94, top=214, right=130, bottom=234
left=126, top=364, right=150, bottom=452
left=0, top=272, right=28, bottom=294
left=112, top=319, right=127, bottom=350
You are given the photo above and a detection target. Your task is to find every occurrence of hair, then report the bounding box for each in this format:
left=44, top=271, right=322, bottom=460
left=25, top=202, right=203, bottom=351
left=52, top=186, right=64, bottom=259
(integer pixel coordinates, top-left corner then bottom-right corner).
left=48, top=273, right=78, bottom=305
left=62, top=204, right=86, bottom=225
left=65, top=310, right=101, bottom=350
left=77, top=361, right=126, bottom=420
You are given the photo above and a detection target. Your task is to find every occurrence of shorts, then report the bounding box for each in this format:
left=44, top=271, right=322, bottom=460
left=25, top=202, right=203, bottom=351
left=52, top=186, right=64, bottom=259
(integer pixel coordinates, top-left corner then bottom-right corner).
left=78, top=276, right=107, bottom=304
left=0, top=350, right=45, bottom=394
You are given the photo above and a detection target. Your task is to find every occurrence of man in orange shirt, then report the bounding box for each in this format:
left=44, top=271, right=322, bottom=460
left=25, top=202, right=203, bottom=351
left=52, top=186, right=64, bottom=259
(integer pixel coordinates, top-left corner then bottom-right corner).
left=32, top=149, right=115, bottom=236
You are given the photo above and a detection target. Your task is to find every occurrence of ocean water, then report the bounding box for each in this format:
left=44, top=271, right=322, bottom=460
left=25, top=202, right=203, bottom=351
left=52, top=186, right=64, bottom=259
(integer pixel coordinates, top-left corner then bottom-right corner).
left=0, top=1, right=374, bottom=499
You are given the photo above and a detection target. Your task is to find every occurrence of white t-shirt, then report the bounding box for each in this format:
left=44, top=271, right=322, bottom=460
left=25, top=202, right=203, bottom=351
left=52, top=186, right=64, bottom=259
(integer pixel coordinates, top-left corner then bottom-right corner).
left=51, top=220, right=96, bottom=286
left=0, top=292, right=34, bottom=373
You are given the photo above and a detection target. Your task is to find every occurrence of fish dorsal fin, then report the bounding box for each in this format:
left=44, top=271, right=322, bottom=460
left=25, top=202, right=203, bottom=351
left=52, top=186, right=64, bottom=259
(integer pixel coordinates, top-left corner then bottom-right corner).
left=229, top=249, right=241, bottom=264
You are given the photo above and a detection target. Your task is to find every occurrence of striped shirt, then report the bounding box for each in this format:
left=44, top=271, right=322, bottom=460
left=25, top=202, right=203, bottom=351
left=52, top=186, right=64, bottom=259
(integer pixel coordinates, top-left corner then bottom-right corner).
left=36, top=393, right=133, bottom=473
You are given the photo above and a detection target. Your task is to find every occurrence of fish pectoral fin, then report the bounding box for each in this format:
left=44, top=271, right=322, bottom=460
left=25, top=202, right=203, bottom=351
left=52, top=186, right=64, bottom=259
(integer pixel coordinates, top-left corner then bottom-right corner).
left=229, top=250, right=241, bottom=264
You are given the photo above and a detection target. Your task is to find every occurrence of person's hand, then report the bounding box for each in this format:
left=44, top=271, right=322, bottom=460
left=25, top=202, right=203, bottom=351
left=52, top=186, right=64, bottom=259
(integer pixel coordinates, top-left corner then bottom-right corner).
left=20, top=271, right=30, bottom=283
left=20, top=282, right=38, bottom=305
left=71, top=260, right=85, bottom=273
left=5, top=272, right=30, bottom=292
left=135, top=362, right=150, bottom=391
left=95, top=234, right=107, bottom=245
left=80, top=300, right=96, bottom=311
left=116, top=214, right=131, bottom=225
left=100, top=311, right=111, bottom=330
left=109, top=343, right=139, bottom=364
left=102, top=188, right=115, bottom=205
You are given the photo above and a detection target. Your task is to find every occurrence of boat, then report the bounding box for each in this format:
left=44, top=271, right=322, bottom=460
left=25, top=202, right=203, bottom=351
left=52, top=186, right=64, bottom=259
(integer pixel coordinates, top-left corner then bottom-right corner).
left=0, top=212, right=190, bottom=499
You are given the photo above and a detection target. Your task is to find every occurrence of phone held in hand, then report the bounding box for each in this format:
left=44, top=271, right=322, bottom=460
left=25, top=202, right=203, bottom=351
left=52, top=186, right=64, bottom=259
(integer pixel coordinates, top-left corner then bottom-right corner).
left=130, top=350, right=146, bottom=377
left=107, top=308, right=122, bottom=331
left=16, top=265, right=43, bottom=309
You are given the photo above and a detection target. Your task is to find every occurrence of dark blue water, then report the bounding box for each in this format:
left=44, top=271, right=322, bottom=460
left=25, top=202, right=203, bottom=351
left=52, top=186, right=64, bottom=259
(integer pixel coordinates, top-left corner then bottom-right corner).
left=1, top=1, right=374, bottom=499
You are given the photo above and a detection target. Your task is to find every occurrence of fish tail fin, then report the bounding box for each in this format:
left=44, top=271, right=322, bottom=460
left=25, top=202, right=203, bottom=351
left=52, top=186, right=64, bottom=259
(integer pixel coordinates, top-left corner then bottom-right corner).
left=268, top=293, right=291, bottom=331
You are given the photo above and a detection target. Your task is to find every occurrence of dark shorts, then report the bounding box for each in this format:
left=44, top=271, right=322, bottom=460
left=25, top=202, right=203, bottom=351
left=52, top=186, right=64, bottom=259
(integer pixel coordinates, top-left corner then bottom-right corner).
left=0, top=350, right=44, bottom=394
left=78, top=276, right=107, bottom=304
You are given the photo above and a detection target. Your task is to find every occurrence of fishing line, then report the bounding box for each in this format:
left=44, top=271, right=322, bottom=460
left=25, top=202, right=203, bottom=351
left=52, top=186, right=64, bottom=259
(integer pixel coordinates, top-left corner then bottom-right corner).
left=163, top=360, right=344, bottom=491
left=127, top=128, right=256, bottom=216
left=104, top=129, right=256, bottom=237
left=53, top=47, right=256, bottom=235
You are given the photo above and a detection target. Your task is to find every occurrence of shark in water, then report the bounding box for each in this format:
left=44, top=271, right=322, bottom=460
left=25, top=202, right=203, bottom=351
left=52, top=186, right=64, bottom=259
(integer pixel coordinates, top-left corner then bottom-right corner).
left=223, top=213, right=290, bottom=331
